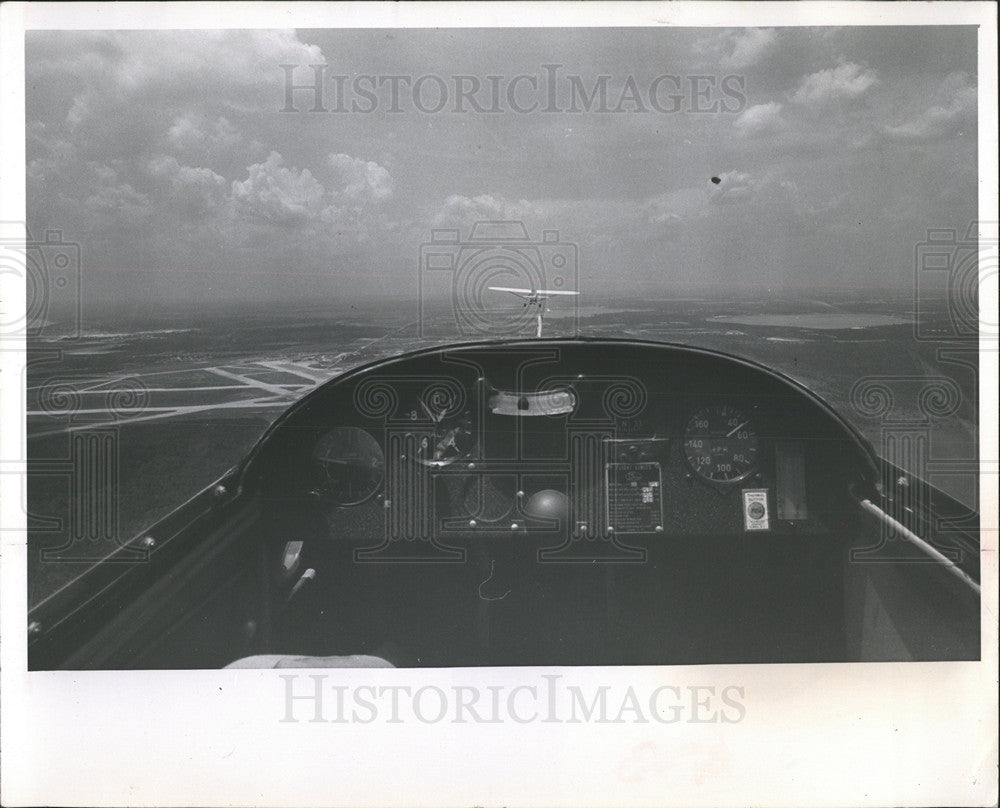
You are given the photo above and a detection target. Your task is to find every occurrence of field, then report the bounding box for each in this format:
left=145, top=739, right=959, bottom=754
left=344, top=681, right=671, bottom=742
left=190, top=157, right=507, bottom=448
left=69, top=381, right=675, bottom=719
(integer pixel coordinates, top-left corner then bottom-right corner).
left=25, top=295, right=979, bottom=606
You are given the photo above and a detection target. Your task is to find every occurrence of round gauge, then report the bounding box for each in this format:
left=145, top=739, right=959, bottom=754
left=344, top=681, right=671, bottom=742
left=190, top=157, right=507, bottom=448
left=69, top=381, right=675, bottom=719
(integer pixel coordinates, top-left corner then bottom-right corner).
left=312, top=427, right=384, bottom=505
left=683, top=404, right=759, bottom=484
left=414, top=418, right=475, bottom=467
left=412, top=393, right=475, bottom=468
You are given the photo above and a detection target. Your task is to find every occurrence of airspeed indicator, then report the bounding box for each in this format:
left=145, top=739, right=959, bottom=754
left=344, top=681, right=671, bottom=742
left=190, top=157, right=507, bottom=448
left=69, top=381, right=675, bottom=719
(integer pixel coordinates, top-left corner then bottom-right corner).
left=683, top=404, right=759, bottom=484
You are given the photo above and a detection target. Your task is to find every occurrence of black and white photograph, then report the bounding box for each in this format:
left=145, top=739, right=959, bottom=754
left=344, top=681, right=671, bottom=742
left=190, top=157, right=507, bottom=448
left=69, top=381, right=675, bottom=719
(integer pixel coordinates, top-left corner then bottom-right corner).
left=1, top=2, right=996, bottom=806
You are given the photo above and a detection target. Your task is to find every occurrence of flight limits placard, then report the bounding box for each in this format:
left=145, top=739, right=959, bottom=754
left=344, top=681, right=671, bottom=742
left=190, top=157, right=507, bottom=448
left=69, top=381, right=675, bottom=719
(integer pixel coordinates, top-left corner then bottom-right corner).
left=606, top=462, right=663, bottom=534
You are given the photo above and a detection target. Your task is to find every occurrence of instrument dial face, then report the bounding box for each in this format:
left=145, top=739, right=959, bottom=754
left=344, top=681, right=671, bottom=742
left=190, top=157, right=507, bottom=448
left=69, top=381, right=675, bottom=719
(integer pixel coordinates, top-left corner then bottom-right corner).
left=683, top=404, right=759, bottom=483
left=413, top=391, right=475, bottom=467
left=414, top=421, right=475, bottom=467
left=312, top=427, right=384, bottom=505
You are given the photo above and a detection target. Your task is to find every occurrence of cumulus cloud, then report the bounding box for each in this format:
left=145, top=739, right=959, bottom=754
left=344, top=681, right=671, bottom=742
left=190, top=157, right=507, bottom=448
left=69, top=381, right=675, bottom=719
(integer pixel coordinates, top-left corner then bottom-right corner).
left=79, top=162, right=151, bottom=223
left=643, top=185, right=712, bottom=227
left=709, top=171, right=754, bottom=205
left=147, top=155, right=227, bottom=217
left=32, top=30, right=326, bottom=128
left=881, top=73, right=976, bottom=141
left=167, top=115, right=242, bottom=153
left=644, top=207, right=683, bottom=242
left=733, top=102, right=786, bottom=137
left=327, top=153, right=394, bottom=207
left=23, top=28, right=978, bottom=301
left=424, top=187, right=718, bottom=263
left=695, top=28, right=778, bottom=70
left=723, top=28, right=778, bottom=69
left=84, top=182, right=150, bottom=218
left=230, top=151, right=395, bottom=230
left=792, top=62, right=878, bottom=108
left=231, top=152, right=326, bottom=225
left=648, top=208, right=682, bottom=226
left=431, top=194, right=543, bottom=230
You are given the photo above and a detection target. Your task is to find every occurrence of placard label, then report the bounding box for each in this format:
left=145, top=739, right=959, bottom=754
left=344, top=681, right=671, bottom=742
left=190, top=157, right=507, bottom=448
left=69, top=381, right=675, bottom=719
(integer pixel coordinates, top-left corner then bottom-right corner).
left=742, top=488, right=770, bottom=532
left=606, top=462, right=663, bottom=534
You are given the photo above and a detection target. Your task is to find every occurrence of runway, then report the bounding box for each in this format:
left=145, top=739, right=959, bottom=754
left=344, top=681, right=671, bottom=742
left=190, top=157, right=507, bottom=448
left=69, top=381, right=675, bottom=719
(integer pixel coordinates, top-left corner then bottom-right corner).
left=26, top=357, right=343, bottom=438
left=26, top=316, right=431, bottom=439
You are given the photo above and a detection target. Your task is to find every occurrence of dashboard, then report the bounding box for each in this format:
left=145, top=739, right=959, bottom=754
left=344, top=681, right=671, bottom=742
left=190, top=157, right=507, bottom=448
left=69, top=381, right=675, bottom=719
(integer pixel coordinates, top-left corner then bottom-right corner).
left=252, top=340, right=877, bottom=547
left=239, top=341, right=888, bottom=666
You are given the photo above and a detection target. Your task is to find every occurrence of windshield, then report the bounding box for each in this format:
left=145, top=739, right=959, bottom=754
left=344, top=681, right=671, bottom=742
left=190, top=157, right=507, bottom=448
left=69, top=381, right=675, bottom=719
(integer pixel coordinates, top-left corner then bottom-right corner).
left=23, top=26, right=980, bottom=607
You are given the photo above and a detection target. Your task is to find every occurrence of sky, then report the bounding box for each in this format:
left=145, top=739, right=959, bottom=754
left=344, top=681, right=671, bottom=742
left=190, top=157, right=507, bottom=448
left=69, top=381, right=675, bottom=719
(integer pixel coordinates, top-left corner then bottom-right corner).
left=25, top=26, right=978, bottom=308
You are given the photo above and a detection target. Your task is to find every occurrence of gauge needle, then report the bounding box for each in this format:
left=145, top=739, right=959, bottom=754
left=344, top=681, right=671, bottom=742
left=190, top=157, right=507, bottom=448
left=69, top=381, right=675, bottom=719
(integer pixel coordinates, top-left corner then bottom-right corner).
left=726, top=420, right=749, bottom=438
left=421, top=399, right=443, bottom=423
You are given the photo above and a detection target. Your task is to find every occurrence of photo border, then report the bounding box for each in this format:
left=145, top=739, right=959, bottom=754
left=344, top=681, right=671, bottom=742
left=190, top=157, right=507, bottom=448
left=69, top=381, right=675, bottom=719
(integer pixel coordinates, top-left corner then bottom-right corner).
left=2, top=3, right=996, bottom=806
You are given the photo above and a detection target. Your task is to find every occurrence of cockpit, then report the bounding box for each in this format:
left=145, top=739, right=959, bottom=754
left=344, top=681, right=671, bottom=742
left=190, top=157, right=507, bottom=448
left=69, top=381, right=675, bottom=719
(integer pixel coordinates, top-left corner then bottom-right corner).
left=28, top=339, right=980, bottom=670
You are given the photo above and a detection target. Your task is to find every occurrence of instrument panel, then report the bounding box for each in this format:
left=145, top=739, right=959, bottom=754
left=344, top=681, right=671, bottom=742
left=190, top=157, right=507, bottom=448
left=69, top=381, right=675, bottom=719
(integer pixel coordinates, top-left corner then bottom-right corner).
left=306, top=395, right=775, bottom=534
left=256, top=341, right=875, bottom=543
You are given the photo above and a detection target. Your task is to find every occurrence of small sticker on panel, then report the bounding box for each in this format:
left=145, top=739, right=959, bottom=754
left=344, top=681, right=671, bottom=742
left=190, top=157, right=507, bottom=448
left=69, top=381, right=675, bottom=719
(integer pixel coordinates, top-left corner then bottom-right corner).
left=742, top=488, right=770, bottom=532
